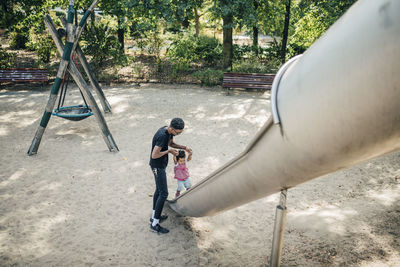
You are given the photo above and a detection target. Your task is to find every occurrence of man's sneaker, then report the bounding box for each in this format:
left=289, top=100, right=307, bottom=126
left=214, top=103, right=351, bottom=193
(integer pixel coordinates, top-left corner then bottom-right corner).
left=150, top=223, right=169, bottom=234
left=149, top=215, right=168, bottom=224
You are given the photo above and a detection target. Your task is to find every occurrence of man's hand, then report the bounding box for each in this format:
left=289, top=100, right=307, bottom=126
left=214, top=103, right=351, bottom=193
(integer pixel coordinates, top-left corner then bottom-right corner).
left=169, top=149, right=179, bottom=156
left=185, top=147, right=193, bottom=154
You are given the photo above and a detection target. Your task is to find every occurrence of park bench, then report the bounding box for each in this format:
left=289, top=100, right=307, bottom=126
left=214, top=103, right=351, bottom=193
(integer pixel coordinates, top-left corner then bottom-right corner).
left=223, top=72, right=276, bottom=95
left=0, top=68, right=49, bottom=89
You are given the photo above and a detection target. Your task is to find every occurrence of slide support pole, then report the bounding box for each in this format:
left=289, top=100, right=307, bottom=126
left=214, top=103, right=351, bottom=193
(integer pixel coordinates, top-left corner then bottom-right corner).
left=269, top=189, right=287, bottom=267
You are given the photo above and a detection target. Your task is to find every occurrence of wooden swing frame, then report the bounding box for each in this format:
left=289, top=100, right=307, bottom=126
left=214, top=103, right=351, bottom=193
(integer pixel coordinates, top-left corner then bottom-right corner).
left=28, top=0, right=118, bottom=155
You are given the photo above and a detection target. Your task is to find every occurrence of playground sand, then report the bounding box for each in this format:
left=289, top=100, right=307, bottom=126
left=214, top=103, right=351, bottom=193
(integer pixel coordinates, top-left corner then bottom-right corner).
left=0, top=83, right=399, bottom=266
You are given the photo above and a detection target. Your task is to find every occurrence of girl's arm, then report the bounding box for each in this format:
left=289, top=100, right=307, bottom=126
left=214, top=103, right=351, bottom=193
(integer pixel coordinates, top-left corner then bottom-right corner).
left=187, top=151, right=192, bottom=161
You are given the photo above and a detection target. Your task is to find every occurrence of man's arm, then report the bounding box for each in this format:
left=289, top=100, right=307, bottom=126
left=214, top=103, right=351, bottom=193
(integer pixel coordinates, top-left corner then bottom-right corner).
left=151, top=145, right=178, bottom=159
left=169, top=139, right=192, bottom=154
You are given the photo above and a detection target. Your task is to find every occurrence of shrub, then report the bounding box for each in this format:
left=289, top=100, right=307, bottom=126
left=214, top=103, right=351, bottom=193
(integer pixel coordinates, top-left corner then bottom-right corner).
left=82, top=20, right=127, bottom=73
left=35, top=36, right=56, bottom=63
left=144, top=31, right=164, bottom=60
left=167, top=34, right=222, bottom=66
left=194, top=35, right=222, bottom=65
left=27, top=28, right=56, bottom=64
left=193, top=68, right=224, bottom=86
left=132, top=63, right=146, bottom=79
left=9, top=25, right=29, bottom=49
left=169, top=59, right=191, bottom=82
left=233, top=44, right=253, bottom=60
left=171, top=59, right=191, bottom=73
left=129, top=20, right=158, bottom=55
left=233, top=56, right=280, bottom=74
left=264, top=38, right=282, bottom=61
left=167, top=35, right=193, bottom=64
left=0, top=46, right=15, bottom=68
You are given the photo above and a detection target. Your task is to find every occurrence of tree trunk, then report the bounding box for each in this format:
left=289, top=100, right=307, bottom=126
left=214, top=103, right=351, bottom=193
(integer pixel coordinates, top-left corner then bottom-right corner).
left=281, top=0, right=291, bottom=63
left=252, top=0, right=259, bottom=55
left=223, top=13, right=233, bottom=70
left=117, top=18, right=124, bottom=51
left=182, top=17, right=189, bottom=28
left=90, top=10, right=95, bottom=26
left=1, top=2, right=7, bottom=13
left=74, top=9, right=78, bottom=26
left=194, top=8, right=200, bottom=36
left=2, top=2, right=9, bottom=30
left=253, top=26, right=259, bottom=55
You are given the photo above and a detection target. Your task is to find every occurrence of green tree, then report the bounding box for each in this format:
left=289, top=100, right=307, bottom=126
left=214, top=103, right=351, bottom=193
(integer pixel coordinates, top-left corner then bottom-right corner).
left=98, top=0, right=129, bottom=51
left=81, top=19, right=125, bottom=72
left=288, top=0, right=356, bottom=57
left=208, top=0, right=241, bottom=70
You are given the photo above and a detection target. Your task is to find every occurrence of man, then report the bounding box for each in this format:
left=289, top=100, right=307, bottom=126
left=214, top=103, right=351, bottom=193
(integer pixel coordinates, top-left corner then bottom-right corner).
left=149, top=118, right=192, bottom=234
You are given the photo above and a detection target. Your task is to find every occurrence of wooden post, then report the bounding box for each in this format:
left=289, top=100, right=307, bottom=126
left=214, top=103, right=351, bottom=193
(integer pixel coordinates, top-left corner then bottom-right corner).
left=67, top=56, right=119, bottom=152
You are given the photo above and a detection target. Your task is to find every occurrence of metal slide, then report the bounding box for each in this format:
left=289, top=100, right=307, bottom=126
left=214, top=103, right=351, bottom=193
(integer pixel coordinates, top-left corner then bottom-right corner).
left=169, top=0, right=400, bottom=217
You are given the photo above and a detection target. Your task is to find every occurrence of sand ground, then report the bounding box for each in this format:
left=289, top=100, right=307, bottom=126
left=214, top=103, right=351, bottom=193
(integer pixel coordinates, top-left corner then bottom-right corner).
left=0, top=83, right=399, bottom=266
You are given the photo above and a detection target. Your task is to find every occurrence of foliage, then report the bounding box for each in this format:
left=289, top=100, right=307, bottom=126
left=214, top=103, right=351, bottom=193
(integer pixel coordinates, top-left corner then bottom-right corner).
left=256, top=0, right=287, bottom=37
left=167, top=34, right=222, bottom=65
left=233, top=44, right=270, bottom=61
left=164, top=58, right=191, bottom=83
left=128, top=17, right=160, bottom=54
left=144, top=31, right=164, bottom=59
left=195, top=35, right=223, bottom=64
left=232, top=43, right=281, bottom=73
left=0, top=0, right=358, bottom=84
left=26, top=27, right=57, bottom=63
left=171, top=58, right=191, bottom=73
left=166, top=34, right=193, bottom=64
left=233, top=44, right=253, bottom=60
left=261, top=56, right=281, bottom=73
left=287, top=0, right=357, bottom=58
left=125, top=0, right=204, bottom=30
left=81, top=19, right=127, bottom=72
left=232, top=55, right=279, bottom=74
left=1, top=0, right=48, bottom=30
left=193, top=68, right=223, bottom=86
left=264, top=38, right=282, bottom=60
left=3, top=0, right=50, bottom=46
left=131, top=62, right=146, bottom=79
left=9, top=24, right=29, bottom=49
left=35, top=35, right=57, bottom=63
left=0, top=45, right=15, bottom=68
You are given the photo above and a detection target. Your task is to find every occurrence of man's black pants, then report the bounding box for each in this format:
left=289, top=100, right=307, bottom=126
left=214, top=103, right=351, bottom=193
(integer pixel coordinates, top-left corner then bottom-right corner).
left=151, top=167, right=168, bottom=220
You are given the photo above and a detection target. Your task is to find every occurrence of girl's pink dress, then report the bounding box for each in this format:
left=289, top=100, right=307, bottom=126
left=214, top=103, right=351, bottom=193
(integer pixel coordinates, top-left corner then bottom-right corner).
left=174, top=163, right=189, bottom=181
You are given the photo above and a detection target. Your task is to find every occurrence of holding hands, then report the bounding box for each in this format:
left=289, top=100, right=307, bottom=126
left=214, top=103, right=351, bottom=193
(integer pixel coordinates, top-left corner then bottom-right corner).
left=169, top=149, right=179, bottom=156
left=169, top=146, right=192, bottom=161
left=184, top=146, right=192, bottom=154
left=168, top=147, right=192, bottom=157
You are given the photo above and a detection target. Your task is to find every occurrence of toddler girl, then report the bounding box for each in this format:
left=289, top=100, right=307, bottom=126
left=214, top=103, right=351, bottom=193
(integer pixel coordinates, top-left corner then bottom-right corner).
left=173, top=150, right=192, bottom=198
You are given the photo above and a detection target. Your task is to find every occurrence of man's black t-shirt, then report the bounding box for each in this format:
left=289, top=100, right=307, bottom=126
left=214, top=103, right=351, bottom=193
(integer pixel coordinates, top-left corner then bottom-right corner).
left=149, top=126, right=173, bottom=169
